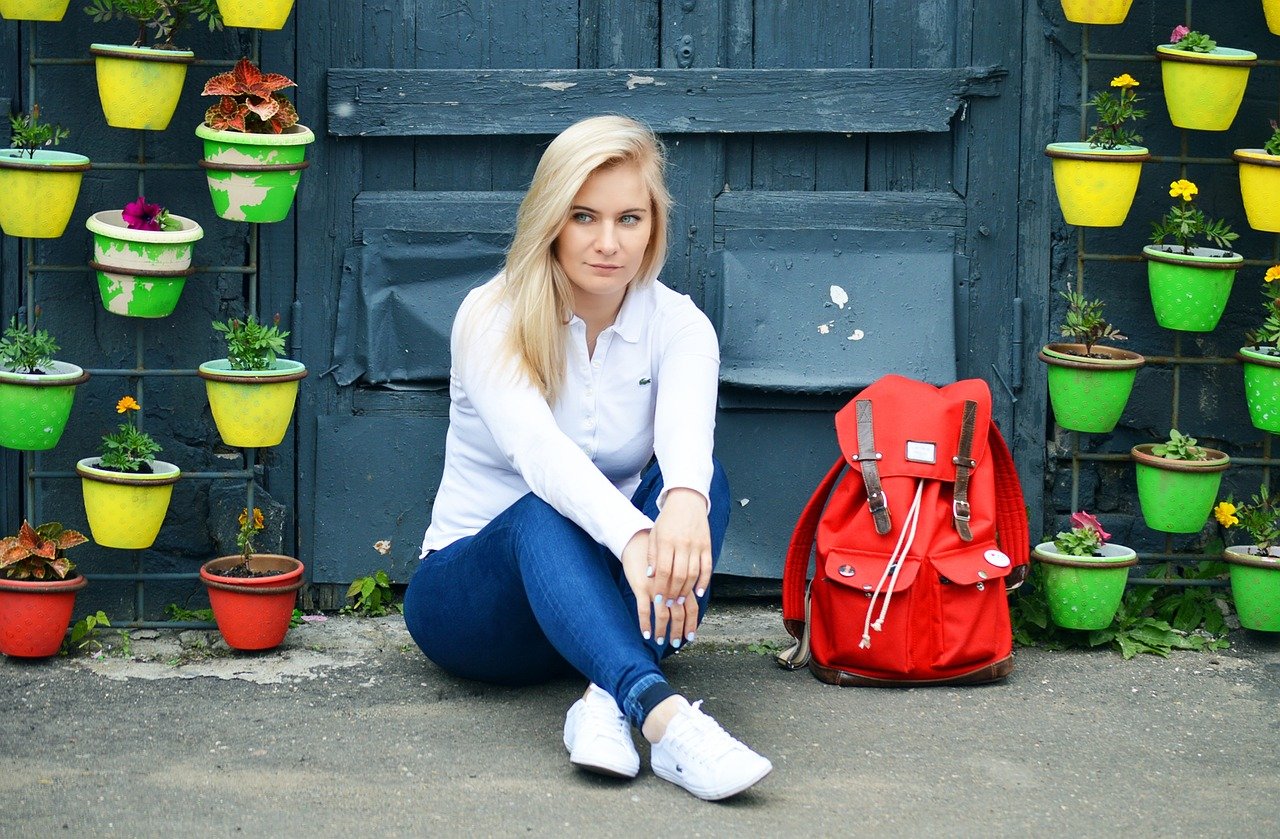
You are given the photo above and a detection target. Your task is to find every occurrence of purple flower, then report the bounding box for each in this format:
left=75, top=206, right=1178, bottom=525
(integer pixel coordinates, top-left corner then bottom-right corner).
left=1071, top=511, right=1111, bottom=542
left=1170, top=25, right=1191, bottom=43
left=122, top=196, right=165, bottom=231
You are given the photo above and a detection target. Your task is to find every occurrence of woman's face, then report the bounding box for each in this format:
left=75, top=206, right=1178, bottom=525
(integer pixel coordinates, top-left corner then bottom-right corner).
left=554, top=161, right=653, bottom=312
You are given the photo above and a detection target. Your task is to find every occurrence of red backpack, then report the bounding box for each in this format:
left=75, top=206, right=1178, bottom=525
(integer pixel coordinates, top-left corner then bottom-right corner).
left=777, top=375, right=1029, bottom=685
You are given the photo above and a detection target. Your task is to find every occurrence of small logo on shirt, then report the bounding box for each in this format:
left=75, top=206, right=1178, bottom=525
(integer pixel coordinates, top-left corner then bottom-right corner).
left=639, top=377, right=651, bottom=385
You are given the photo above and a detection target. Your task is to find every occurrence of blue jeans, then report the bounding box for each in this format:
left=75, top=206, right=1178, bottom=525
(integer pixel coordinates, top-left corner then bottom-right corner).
left=404, top=460, right=730, bottom=728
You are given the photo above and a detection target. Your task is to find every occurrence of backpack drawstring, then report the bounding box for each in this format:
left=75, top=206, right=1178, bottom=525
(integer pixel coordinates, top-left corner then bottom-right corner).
left=860, top=479, right=924, bottom=649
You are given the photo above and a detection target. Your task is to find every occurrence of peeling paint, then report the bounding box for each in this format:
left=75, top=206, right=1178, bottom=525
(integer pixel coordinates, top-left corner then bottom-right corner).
left=817, top=322, right=832, bottom=335
left=830, top=285, right=848, bottom=309
left=625, top=74, right=664, bottom=90
left=373, top=539, right=392, bottom=555
left=848, top=329, right=865, bottom=341
left=535, top=81, right=577, bottom=91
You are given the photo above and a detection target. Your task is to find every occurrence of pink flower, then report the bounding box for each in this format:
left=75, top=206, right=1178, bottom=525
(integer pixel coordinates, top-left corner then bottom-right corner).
left=1071, top=511, right=1111, bottom=542
left=122, top=196, right=165, bottom=231
left=1170, top=25, right=1191, bottom=43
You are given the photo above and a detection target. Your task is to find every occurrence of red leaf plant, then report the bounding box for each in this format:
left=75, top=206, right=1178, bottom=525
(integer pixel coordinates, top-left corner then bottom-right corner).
left=0, top=520, right=87, bottom=581
left=201, top=58, right=299, bottom=134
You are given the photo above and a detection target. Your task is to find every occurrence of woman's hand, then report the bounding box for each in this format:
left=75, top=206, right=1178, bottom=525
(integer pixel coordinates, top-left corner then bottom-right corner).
left=647, top=488, right=712, bottom=647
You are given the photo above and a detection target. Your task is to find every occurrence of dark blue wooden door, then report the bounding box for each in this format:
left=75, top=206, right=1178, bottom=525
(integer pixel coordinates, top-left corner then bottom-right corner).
left=297, top=0, right=1032, bottom=586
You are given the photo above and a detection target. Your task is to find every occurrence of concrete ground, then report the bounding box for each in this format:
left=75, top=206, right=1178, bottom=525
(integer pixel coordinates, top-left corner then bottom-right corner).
left=1, top=601, right=1278, bottom=838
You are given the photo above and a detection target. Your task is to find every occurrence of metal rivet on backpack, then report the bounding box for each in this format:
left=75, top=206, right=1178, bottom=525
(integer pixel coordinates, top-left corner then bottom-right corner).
left=976, top=582, right=985, bottom=591
left=978, top=570, right=988, bottom=579
left=838, top=564, right=855, bottom=577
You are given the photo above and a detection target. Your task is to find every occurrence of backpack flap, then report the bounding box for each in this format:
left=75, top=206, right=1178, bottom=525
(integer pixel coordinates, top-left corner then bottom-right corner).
left=929, top=544, right=1014, bottom=586
left=824, top=549, right=921, bottom=594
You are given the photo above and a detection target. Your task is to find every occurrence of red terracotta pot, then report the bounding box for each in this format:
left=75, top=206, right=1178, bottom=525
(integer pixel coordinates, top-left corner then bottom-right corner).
left=200, top=554, right=303, bottom=651
left=0, top=574, right=87, bottom=658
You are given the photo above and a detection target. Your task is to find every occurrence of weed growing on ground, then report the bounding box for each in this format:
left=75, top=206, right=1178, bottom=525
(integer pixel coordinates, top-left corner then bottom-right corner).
left=343, top=570, right=401, bottom=617
left=63, top=611, right=110, bottom=654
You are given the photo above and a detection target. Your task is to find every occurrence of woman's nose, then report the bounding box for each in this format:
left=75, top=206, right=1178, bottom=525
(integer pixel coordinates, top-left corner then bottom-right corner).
left=595, top=223, right=618, bottom=253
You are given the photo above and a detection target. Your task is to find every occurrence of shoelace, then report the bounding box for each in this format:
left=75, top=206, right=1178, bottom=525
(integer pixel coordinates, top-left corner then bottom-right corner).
left=670, top=701, right=742, bottom=765
left=581, top=691, right=631, bottom=747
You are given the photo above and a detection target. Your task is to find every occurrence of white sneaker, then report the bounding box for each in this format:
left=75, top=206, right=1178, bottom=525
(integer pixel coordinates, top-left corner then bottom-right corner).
left=563, top=684, right=640, bottom=779
left=650, top=700, right=773, bottom=800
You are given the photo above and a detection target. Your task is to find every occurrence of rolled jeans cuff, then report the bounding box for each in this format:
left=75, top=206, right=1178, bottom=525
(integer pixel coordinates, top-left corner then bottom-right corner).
left=622, top=672, right=672, bottom=728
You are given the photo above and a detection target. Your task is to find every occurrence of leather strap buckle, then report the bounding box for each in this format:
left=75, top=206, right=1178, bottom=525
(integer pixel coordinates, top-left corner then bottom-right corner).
left=952, top=499, right=971, bottom=522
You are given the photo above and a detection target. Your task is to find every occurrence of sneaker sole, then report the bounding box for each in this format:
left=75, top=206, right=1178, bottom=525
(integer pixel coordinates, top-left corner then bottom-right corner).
left=569, top=752, right=640, bottom=779
left=652, top=762, right=772, bottom=801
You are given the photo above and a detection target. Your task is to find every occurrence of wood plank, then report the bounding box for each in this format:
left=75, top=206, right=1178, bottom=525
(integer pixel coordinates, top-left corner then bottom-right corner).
left=327, top=67, right=1007, bottom=136
left=353, top=191, right=524, bottom=234
left=713, top=191, right=967, bottom=237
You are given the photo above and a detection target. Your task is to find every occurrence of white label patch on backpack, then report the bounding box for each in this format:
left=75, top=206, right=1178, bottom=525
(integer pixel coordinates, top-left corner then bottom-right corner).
left=905, top=441, right=937, bottom=464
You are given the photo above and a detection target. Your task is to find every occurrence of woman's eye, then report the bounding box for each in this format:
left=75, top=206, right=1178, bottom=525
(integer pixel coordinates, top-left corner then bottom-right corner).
left=573, top=212, right=593, bottom=224
left=620, top=214, right=641, bottom=225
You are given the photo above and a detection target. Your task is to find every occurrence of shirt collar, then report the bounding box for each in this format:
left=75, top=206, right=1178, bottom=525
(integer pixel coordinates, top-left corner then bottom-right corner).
left=610, top=283, right=649, bottom=344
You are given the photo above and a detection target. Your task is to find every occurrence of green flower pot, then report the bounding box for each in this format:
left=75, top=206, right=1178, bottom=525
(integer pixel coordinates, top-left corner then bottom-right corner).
left=86, top=210, right=204, bottom=318
left=0, top=361, right=89, bottom=451
left=1039, top=343, right=1144, bottom=433
left=1033, top=541, right=1138, bottom=630
left=1224, top=546, right=1280, bottom=632
left=196, top=123, right=314, bottom=223
left=1143, top=245, right=1241, bottom=332
left=1238, top=347, right=1280, bottom=433
left=1132, top=443, right=1230, bottom=533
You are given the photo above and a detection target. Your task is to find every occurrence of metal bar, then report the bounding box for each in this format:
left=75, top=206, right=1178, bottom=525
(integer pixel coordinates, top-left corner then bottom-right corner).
left=1054, top=452, right=1280, bottom=466
left=1078, top=253, right=1277, bottom=267
left=29, top=264, right=258, bottom=274
left=30, top=58, right=237, bottom=67
left=88, top=573, right=203, bottom=581
left=90, top=162, right=202, bottom=172
left=83, top=369, right=200, bottom=377
left=1128, top=578, right=1228, bottom=588
left=117, top=621, right=218, bottom=629
left=1171, top=333, right=1182, bottom=430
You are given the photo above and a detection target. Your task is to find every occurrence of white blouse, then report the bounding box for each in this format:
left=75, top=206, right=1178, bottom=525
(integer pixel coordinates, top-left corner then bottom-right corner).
left=420, top=274, right=721, bottom=560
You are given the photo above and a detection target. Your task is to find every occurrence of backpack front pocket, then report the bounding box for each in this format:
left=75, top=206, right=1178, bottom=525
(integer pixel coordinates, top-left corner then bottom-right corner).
left=929, top=544, right=1014, bottom=671
left=812, top=549, right=921, bottom=678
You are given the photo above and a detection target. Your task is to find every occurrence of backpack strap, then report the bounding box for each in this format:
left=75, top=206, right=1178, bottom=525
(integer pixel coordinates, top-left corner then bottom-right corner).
left=854, top=399, right=891, bottom=535
left=989, top=425, right=1030, bottom=586
left=950, top=399, right=978, bottom=542
left=780, top=455, right=845, bottom=639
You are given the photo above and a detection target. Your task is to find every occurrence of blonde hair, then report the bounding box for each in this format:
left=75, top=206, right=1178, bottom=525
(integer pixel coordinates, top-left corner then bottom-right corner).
left=501, top=115, right=671, bottom=402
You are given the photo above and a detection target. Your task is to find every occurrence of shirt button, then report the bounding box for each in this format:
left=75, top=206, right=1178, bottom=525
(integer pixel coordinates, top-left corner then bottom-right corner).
left=592, top=360, right=601, bottom=369
left=585, top=388, right=593, bottom=398
left=584, top=417, right=596, bottom=430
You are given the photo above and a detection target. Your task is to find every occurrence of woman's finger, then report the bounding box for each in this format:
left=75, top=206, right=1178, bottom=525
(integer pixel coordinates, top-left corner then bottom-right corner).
left=652, top=592, right=671, bottom=648
left=667, top=598, right=688, bottom=649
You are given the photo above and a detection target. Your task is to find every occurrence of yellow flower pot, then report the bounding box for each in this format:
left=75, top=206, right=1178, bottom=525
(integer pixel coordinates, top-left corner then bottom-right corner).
left=91, top=44, right=194, bottom=131
left=0, top=0, right=71, bottom=20
left=1266, top=0, right=1280, bottom=36
left=1157, top=45, right=1256, bottom=132
left=199, top=359, right=307, bottom=448
left=0, top=150, right=91, bottom=238
left=77, top=458, right=180, bottom=549
left=1059, top=0, right=1133, bottom=25
left=215, top=0, right=295, bottom=29
left=1045, top=142, right=1148, bottom=227
left=1233, top=149, right=1280, bottom=232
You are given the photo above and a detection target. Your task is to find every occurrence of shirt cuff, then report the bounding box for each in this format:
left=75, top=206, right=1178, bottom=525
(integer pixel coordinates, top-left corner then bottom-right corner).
left=605, top=507, right=656, bottom=560
left=656, top=484, right=712, bottom=515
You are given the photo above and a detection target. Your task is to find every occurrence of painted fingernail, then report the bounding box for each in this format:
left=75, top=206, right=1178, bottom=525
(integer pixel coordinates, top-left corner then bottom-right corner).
left=686, top=631, right=696, bottom=642
left=643, top=631, right=651, bottom=640
left=672, top=638, right=681, bottom=649
left=696, top=587, right=706, bottom=598
left=676, top=596, right=686, bottom=606
left=654, top=593, right=664, bottom=605
left=646, top=565, right=654, bottom=578
left=656, top=637, right=665, bottom=646
left=665, top=599, right=675, bottom=608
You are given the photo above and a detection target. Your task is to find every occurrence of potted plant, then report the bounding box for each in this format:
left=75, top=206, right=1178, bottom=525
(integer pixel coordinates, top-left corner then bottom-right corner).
left=76, top=395, right=181, bottom=549
left=84, top=0, right=223, bottom=130
left=1238, top=266, right=1280, bottom=433
left=86, top=196, right=204, bottom=318
left=0, top=312, right=88, bottom=451
left=0, top=521, right=88, bottom=658
left=0, top=1, right=72, bottom=21
left=196, top=57, right=315, bottom=223
left=214, top=0, right=293, bottom=30
left=1039, top=288, right=1144, bottom=433
left=0, top=106, right=90, bottom=239
left=1143, top=178, right=1241, bottom=332
left=1059, top=0, right=1132, bottom=25
left=198, top=313, right=306, bottom=447
left=1045, top=72, right=1148, bottom=227
left=200, top=506, right=303, bottom=651
left=1158, top=26, right=1256, bottom=132
left=1233, top=121, right=1280, bottom=233
left=1215, top=489, right=1280, bottom=631
left=1132, top=429, right=1230, bottom=534
left=1032, top=511, right=1137, bottom=630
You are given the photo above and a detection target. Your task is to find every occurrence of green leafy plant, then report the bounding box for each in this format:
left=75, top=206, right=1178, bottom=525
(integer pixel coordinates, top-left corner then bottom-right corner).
left=746, top=639, right=788, bottom=656
left=1150, top=428, right=1209, bottom=462
left=1149, top=179, right=1238, bottom=254
left=1058, top=288, right=1126, bottom=357
left=0, top=520, right=87, bottom=581
left=343, top=570, right=400, bottom=617
left=83, top=0, right=222, bottom=50
left=1264, top=121, right=1280, bottom=157
left=1245, top=266, right=1280, bottom=352
left=8, top=105, right=69, bottom=159
left=98, top=395, right=162, bottom=473
left=1168, top=25, right=1216, bottom=53
left=0, top=313, right=59, bottom=373
left=1010, top=568, right=1230, bottom=660
left=64, top=611, right=111, bottom=654
left=1215, top=485, right=1280, bottom=554
left=212, top=314, right=289, bottom=371
left=1085, top=73, right=1146, bottom=149
left=201, top=58, right=299, bottom=134
left=165, top=603, right=214, bottom=622
left=1053, top=511, right=1109, bottom=556
left=233, top=506, right=265, bottom=570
